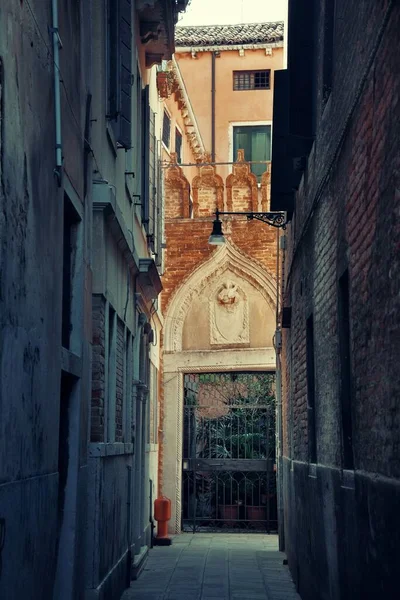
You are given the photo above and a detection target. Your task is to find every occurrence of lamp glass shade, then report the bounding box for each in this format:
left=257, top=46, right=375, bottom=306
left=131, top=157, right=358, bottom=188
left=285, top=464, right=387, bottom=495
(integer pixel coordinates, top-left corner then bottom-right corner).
left=208, top=218, right=226, bottom=245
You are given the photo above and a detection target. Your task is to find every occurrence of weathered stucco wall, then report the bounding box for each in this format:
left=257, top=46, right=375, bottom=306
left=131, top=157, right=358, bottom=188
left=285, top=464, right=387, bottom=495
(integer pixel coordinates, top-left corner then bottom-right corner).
left=176, top=46, right=283, bottom=181
left=0, top=1, right=92, bottom=598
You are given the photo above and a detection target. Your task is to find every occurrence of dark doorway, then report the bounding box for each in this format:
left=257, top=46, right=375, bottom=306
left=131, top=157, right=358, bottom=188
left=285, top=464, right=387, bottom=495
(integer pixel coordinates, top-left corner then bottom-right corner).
left=53, top=371, right=80, bottom=600
left=182, top=372, right=277, bottom=533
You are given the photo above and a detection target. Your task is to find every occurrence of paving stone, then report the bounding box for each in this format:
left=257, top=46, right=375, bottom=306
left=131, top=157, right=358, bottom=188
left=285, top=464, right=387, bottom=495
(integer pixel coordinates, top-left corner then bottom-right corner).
left=121, top=533, right=301, bottom=600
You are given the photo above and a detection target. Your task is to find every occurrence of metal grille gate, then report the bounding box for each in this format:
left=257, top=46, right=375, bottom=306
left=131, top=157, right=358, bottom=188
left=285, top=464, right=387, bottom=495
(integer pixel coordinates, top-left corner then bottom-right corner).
left=182, top=372, right=277, bottom=533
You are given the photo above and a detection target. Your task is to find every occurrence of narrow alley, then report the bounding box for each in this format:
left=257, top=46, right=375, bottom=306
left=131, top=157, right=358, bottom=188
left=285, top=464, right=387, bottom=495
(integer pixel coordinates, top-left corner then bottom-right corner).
left=122, top=534, right=300, bottom=600
left=1, top=0, right=399, bottom=599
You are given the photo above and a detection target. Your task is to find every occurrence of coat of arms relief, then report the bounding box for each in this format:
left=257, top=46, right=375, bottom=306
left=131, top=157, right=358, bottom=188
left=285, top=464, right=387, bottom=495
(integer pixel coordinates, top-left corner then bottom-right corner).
left=209, top=279, right=250, bottom=346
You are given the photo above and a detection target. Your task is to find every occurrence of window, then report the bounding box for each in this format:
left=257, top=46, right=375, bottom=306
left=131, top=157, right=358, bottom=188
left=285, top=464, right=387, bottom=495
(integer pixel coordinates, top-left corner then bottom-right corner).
left=306, top=314, right=317, bottom=463
left=141, top=85, right=150, bottom=230
left=338, top=270, right=354, bottom=469
left=233, top=70, right=270, bottom=91
left=124, top=330, right=133, bottom=443
left=322, top=0, right=335, bottom=104
left=106, top=0, right=132, bottom=148
left=175, top=128, right=183, bottom=164
left=107, top=306, right=117, bottom=442
left=233, top=124, right=271, bottom=181
left=148, top=108, right=156, bottom=243
left=62, top=195, right=81, bottom=349
left=162, top=111, right=171, bottom=148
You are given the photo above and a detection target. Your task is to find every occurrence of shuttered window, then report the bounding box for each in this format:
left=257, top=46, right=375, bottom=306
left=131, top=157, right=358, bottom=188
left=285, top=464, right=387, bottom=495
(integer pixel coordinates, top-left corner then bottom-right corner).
left=233, top=70, right=270, bottom=90
left=233, top=125, right=271, bottom=181
left=141, top=85, right=150, bottom=230
left=162, top=111, right=171, bottom=148
left=155, top=139, right=163, bottom=267
left=148, top=107, right=156, bottom=243
left=106, top=0, right=132, bottom=148
left=175, top=129, right=183, bottom=163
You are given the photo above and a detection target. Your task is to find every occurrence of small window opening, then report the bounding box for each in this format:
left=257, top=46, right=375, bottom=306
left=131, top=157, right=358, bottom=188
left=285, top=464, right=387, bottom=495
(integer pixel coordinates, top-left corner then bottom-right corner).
left=62, top=196, right=80, bottom=349
left=338, top=270, right=354, bottom=469
left=162, top=111, right=171, bottom=148
left=306, top=314, right=317, bottom=463
left=322, top=0, right=335, bottom=104
left=175, top=128, right=182, bottom=164
left=233, top=70, right=270, bottom=91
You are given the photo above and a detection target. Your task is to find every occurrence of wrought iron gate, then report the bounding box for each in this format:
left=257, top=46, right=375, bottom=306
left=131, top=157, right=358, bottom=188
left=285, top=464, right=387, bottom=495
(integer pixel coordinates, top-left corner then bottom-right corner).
left=182, top=372, right=277, bottom=532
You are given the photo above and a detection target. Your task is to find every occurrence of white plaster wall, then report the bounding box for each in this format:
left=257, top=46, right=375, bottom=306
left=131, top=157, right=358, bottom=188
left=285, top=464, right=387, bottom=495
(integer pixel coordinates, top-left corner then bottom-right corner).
left=182, top=275, right=276, bottom=350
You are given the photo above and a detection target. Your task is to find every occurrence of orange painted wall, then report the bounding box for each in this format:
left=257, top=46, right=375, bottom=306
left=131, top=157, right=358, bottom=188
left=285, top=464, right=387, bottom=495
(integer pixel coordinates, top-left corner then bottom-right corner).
left=176, top=47, right=284, bottom=180
left=162, top=92, right=198, bottom=185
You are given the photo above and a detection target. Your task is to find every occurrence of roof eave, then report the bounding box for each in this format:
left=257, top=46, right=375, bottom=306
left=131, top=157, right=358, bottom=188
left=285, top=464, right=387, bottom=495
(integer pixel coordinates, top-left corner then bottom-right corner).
left=175, top=41, right=284, bottom=53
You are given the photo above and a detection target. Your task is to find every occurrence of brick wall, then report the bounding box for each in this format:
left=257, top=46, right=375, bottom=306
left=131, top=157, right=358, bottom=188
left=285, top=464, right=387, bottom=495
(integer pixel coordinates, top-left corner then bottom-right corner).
left=91, top=297, right=129, bottom=444
left=162, top=217, right=278, bottom=315
left=91, top=295, right=106, bottom=442
left=160, top=165, right=279, bottom=493
left=281, top=3, right=400, bottom=598
left=192, top=163, right=224, bottom=217
left=283, top=0, right=400, bottom=477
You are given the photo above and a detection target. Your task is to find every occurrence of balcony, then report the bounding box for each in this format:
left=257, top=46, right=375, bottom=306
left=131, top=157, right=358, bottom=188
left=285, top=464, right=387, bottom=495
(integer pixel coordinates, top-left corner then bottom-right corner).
left=138, top=0, right=190, bottom=67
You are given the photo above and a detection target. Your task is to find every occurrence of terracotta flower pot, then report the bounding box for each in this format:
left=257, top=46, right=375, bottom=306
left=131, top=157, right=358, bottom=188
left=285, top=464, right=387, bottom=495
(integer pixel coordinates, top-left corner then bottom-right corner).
left=246, top=506, right=266, bottom=522
left=220, top=505, right=239, bottom=523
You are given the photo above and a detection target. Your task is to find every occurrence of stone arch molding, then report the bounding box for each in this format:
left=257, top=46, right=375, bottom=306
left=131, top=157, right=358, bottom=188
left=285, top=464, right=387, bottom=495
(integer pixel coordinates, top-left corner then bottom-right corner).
left=164, top=242, right=277, bottom=352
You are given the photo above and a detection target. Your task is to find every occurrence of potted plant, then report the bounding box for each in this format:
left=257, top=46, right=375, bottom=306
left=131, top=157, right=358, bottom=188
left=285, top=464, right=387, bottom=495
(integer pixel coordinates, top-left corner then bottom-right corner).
left=218, top=473, right=241, bottom=523
left=244, top=474, right=266, bottom=523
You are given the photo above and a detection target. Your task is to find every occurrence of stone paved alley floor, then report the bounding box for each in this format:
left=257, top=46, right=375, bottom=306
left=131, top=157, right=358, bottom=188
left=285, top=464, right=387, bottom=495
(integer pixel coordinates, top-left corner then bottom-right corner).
left=121, top=533, right=301, bottom=600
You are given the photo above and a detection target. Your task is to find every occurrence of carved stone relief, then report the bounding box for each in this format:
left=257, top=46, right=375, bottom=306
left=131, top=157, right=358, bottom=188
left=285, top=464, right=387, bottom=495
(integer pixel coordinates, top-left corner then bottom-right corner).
left=164, top=242, right=277, bottom=353
left=210, top=279, right=249, bottom=346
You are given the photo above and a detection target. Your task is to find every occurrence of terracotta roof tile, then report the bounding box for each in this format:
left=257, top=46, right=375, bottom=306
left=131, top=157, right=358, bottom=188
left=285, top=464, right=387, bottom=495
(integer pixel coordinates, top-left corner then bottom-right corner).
left=175, top=22, right=284, bottom=47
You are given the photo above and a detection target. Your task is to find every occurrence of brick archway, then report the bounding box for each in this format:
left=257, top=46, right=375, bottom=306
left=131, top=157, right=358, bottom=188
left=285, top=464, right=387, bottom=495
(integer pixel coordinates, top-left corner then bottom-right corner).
left=161, top=242, right=277, bottom=532
left=163, top=241, right=277, bottom=353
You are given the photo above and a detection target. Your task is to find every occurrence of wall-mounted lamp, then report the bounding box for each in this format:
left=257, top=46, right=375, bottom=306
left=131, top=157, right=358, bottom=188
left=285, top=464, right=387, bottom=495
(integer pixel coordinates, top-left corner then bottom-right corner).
left=208, top=209, right=286, bottom=245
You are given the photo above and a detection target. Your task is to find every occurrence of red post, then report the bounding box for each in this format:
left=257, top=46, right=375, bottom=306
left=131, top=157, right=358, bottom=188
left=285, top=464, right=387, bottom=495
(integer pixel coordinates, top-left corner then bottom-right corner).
left=154, top=496, right=172, bottom=546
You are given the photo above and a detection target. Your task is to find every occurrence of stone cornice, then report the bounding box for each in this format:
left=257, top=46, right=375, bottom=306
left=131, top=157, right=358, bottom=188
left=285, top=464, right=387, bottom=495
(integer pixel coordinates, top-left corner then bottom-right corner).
left=168, top=57, right=206, bottom=161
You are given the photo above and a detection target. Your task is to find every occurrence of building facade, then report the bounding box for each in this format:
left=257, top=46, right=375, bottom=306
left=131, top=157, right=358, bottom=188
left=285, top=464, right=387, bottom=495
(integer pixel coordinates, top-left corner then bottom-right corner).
left=0, top=1, right=187, bottom=599
left=270, top=1, right=400, bottom=599
left=158, top=22, right=284, bottom=532
left=0, top=2, right=92, bottom=598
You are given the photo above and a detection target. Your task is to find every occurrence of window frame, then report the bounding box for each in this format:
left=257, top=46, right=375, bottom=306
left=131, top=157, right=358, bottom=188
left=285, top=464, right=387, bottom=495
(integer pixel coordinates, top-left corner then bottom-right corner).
left=229, top=120, right=272, bottom=182
left=175, top=126, right=183, bottom=164
left=162, top=109, right=171, bottom=151
left=233, top=69, right=271, bottom=91
left=105, top=0, right=133, bottom=148
left=62, top=189, right=83, bottom=352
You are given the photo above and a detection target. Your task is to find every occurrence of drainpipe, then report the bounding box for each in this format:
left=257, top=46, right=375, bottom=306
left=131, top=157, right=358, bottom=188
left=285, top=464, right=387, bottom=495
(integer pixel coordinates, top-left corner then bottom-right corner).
left=52, top=0, right=63, bottom=185
left=275, top=230, right=285, bottom=551
left=211, top=51, right=216, bottom=163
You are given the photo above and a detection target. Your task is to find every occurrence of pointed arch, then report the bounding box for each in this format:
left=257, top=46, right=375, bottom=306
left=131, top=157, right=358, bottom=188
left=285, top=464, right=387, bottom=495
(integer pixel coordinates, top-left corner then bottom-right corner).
left=164, top=241, right=277, bottom=352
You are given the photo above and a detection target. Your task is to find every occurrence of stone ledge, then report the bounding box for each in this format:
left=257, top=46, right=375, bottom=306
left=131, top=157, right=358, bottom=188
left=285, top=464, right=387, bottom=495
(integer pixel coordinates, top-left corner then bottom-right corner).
left=89, top=443, right=134, bottom=457
left=131, top=545, right=149, bottom=581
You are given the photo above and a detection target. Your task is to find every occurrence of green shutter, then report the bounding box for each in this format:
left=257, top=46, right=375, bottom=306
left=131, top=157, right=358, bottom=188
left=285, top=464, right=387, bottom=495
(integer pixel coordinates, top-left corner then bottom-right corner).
left=233, top=125, right=271, bottom=181
left=118, top=0, right=132, bottom=148
left=141, top=85, right=150, bottom=230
